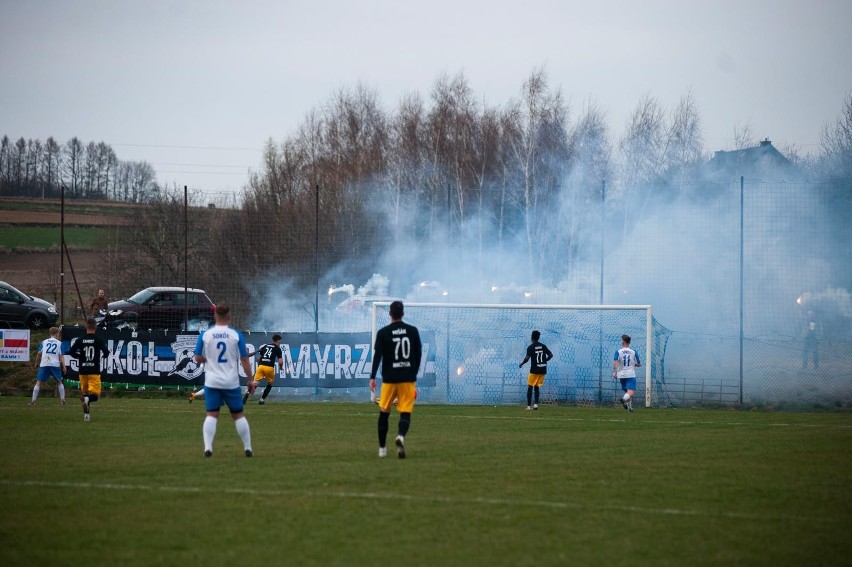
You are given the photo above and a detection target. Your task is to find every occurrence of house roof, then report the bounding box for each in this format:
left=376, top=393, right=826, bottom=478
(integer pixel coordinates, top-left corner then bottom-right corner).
left=702, top=139, right=802, bottom=182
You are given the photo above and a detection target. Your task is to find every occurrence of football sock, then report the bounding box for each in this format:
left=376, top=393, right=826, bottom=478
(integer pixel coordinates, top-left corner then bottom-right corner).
left=262, top=383, right=273, bottom=400
left=234, top=416, right=252, bottom=452
left=58, top=383, right=65, bottom=401
left=32, top=383, right=40, bottom=402
left=526, top=386, right=533, bottom=406
left=533, top=386, right=540, bottom=405
left=378, top=411, right=390, bottom=448
left=203, top=416, right=218, bottom=452
left=622, top=393, right=630, bottom=402
left=88, top=394, right=99, bottom=403
left=242, top=391, right=250, bottom=404
left=398, top=412, right=411, bottom=438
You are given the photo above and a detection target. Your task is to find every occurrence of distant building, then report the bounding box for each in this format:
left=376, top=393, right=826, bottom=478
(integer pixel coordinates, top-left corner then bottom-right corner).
left=702, top=139, right=803, bottom=182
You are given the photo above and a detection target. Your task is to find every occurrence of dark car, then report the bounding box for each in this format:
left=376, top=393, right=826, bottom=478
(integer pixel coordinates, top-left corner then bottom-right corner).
left=108, top=287, right=215, bottom=330
left=0, top=281, right=59, bottom=328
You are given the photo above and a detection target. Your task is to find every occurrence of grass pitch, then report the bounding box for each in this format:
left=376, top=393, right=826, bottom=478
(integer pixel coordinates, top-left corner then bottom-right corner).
left=0, top=226, right=107, bottom=250
left=1, top=398, right=849, bottom=566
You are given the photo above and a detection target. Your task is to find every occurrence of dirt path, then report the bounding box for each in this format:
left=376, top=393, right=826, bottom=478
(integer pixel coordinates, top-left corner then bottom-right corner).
left=0, top=250, right=104, bottom=300
left=0, top=210, right=126, bottom=225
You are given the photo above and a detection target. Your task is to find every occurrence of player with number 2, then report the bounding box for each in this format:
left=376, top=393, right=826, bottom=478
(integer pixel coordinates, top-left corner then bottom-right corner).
left=193, top=302, right=254, bottom=458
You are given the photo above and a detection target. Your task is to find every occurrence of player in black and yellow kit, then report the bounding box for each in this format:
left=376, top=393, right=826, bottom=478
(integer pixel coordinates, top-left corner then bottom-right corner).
left=369, top=301, right=422, bottom=458
left=69, top=318, right=110, bottom=421
left=519, top=330, right=553, bottom=410
left=243, top=334, right=284, bottom=405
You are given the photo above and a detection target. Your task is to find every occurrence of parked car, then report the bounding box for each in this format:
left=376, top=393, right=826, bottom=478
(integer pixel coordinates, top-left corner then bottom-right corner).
left=0, top=281, right=59, bottom=328
left=108, top=287, right=215, bottom=330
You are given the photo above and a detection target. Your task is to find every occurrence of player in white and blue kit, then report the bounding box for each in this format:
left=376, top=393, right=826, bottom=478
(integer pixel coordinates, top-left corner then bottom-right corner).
left=613, top=334, right=641, bottom=412
left=29, top=327, right=67, bottom=405
left=193, top=303, right=255, bottom=457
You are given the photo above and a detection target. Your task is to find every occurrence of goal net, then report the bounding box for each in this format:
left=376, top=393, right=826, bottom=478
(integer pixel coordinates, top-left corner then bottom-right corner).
left=372, top=303, right=669, bottom=407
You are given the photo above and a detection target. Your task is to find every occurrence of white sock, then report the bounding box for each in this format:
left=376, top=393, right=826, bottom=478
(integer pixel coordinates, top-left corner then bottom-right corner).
left=195, top=389, right=204, bottom=398
left=234, top=416, right=252, bottom=451
left=203, top=416, right=218, bottom=452
left=58, top=383, right=65, bottom=401
left=32, top=383, right=40, bottom=402
left=622, top=393, right=630, bottom=402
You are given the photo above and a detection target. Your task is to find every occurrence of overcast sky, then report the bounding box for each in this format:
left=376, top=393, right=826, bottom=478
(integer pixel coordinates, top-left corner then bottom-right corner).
left=2, top=0, right=850, bottom=197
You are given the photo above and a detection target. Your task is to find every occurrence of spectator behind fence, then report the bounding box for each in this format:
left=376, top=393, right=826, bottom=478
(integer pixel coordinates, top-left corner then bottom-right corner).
left=89, top=289, right=108, bottom=313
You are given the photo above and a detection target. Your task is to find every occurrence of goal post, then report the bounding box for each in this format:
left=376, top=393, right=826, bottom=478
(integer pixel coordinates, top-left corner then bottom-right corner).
left=371, top=302, right=656, bottom=408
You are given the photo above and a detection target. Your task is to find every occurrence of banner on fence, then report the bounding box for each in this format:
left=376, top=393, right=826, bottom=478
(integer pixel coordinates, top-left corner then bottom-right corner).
left=60, top=328, right=436, bottom=388
left=0, top=329, right=30, bottom=361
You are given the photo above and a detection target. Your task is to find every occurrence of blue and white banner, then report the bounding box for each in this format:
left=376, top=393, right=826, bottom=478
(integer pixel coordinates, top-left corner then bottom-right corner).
left=60, top=329, right=436, bottom=388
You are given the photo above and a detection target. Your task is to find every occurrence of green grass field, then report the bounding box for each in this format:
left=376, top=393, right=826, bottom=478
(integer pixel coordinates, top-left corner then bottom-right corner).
left=0, top=226, right=108, bottom=250
left=1, top=399, right=850, bottom=566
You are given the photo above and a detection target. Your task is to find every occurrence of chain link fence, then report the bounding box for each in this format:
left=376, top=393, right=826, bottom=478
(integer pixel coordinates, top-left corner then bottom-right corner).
left=46, top=178, right=852, bottom=407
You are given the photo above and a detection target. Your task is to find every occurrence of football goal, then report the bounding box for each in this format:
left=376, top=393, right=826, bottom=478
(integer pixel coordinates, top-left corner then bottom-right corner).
left=372, top=303, right=664, bottom=407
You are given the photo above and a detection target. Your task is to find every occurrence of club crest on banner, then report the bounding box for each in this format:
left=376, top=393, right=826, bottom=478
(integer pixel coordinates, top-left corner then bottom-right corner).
left=168, top=335, right=202, bottom=380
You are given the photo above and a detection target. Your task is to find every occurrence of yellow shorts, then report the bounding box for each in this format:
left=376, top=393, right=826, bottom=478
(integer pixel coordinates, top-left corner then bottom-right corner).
left=527, top=373, right=546, bottom=387
left=79, top=374, right=102, bottom=396
left=253, top=365, right=276, bottom=384
left=379, top=382, right=416, bottom=414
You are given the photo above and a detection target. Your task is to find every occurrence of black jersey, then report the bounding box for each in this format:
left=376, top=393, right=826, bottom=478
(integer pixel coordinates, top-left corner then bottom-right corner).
left=370, top=321, right=422, bottom=383
left=525, top=341, right=553, bottom=374
left=256, top=343, right=283, bottom=367
left=70, top=334, right=110, bottom=374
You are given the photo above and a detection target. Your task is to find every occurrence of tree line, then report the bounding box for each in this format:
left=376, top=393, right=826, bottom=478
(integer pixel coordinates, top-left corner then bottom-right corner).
left=8, top=70, right=850, bottom=324
left=240, top=70, right=851, bottom=285
left=107, top=71, right=852, bottom=316
left=0, top=135, right=159, bottom=202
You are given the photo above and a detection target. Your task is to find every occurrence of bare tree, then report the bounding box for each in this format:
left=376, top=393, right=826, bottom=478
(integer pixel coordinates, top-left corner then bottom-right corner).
left=384, top=91, right=426, bottom=240
left=112, top=184, right=210, bottom=289
left=560, top=99, right=612, bottom=275
left=663, top=90, right=704, bottom=180
left=619, top=93, right=665, bottom=187
left=732, top=121, right=756, bottom=150
left=820, top=92, right=852, bottom=178
left=13, top=137, right=26, bottom=191
left=503, top=68, right=570, bottom=274
left=63, top=137, right=85, bottom=197
left=42, top=137, right=62, bottom=198
left=0, top=136, right=9, bottom=192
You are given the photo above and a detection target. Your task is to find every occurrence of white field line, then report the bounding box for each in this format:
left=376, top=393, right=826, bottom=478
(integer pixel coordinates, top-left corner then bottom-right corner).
left=3, top=403, right=852, bottom=429
left=0, top=478, right=836, bottom=524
